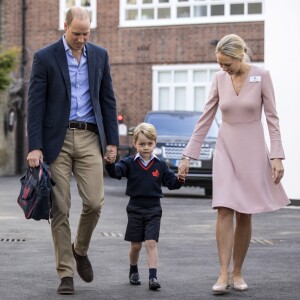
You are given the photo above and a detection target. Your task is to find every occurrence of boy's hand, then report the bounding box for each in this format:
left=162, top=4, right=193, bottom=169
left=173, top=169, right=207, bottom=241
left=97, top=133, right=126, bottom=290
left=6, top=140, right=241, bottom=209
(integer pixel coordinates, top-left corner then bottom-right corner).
left=104, top=155, right=115, bottom=165
left=104, top=145, right=117, bottom=164
left=177, top=168, right=187, bottom=181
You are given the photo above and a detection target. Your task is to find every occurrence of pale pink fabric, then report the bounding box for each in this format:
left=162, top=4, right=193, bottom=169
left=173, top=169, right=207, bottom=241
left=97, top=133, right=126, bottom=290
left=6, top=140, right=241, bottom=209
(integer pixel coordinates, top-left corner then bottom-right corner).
left=183, top=65, right=290, bottom=213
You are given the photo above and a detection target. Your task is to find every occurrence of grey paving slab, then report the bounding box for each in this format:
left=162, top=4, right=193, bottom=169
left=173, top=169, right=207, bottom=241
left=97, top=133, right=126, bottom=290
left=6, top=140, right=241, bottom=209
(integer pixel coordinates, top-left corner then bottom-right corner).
left=0, top=175, right=299, bottom=299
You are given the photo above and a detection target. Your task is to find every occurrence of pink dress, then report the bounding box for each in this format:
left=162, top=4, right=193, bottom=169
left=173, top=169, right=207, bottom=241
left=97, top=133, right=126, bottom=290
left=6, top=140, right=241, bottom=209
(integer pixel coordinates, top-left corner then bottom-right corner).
left=183, top=65, right=290, bottom=213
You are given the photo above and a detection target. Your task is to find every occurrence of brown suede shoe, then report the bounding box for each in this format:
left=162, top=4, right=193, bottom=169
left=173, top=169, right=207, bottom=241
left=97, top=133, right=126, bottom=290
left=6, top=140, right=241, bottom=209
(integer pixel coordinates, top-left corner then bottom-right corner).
left=72, top=243, right=94, bottom=283
left=57, top=277, right=74, bottom=294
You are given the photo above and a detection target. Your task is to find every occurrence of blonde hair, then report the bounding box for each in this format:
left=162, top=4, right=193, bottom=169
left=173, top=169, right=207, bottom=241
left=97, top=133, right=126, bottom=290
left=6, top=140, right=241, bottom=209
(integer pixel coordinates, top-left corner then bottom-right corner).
left=215, top=34, right=251, bottom=62
left=133, top=123, right=157, bottom=143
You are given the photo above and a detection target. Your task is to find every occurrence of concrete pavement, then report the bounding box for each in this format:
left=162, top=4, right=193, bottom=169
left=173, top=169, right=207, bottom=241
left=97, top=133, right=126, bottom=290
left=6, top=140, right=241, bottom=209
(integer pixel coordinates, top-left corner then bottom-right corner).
left=0, top=175, right=299, bottom=300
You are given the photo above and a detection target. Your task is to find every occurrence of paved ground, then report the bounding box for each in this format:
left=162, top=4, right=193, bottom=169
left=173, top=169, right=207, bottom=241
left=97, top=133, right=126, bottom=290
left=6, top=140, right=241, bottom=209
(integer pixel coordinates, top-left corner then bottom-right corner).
left=0, top=175, right=299, bottom=300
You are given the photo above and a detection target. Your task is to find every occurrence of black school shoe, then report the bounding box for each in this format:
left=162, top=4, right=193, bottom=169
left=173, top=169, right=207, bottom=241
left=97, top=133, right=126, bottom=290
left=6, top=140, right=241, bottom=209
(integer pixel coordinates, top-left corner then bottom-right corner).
left=149, top=277, right=161, bottom=290
left=129, top=272, right=141, bottom=285
left=57, top=277, right=74, bottom=294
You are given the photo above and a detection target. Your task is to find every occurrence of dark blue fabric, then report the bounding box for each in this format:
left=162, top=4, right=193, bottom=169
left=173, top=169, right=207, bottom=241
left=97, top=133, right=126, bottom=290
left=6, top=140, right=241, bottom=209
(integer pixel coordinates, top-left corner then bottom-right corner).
left=105, top=156, right=184, bottom=199
left=17, top=162, right=54, bottom=221
left=27, top=38, right=119, bottom=163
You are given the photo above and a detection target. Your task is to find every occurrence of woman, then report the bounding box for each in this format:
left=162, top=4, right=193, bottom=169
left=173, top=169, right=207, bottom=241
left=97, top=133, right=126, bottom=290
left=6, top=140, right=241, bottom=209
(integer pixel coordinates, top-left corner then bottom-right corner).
left=179, top=34, right=290, bottom=295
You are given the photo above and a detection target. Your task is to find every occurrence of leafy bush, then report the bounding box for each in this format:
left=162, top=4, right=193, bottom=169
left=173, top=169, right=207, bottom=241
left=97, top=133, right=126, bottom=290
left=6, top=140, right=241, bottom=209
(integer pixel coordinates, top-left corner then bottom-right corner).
left=0, top=47, right=19, bottom=91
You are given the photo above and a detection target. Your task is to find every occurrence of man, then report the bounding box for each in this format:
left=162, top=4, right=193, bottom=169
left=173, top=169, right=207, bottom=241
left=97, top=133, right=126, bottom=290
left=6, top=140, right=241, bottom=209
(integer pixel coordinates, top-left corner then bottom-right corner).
left=27, top=7, right=119, bottom=294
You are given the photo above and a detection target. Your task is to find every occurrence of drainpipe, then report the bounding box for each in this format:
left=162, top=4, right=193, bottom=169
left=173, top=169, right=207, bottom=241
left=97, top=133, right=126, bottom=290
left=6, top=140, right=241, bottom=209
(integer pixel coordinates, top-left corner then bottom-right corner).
left=16, top=0, right=27, bottom=173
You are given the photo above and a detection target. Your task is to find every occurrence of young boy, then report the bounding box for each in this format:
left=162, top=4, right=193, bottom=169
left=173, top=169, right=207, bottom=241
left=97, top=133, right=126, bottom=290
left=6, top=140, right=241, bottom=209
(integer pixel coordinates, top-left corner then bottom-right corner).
left=104, top=122, right=186, bottom=290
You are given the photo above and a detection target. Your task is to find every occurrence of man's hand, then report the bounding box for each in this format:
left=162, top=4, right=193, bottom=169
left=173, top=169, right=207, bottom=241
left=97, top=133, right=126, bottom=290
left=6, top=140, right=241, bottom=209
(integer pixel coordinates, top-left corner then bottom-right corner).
left=27, top=150, right=43, bottom=168
left=104, top=145, right=117, bottom=164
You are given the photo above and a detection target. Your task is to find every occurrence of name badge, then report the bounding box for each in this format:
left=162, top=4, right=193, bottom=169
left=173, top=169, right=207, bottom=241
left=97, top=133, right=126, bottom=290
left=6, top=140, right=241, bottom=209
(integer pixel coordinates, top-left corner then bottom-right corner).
left=249, top=76, right=261, bottom=83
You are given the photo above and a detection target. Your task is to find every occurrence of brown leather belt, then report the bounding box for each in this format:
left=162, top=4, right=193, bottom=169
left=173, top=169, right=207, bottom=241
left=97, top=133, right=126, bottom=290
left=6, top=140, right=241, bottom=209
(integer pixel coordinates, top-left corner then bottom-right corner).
left=67, top=121, right=98, bottom=134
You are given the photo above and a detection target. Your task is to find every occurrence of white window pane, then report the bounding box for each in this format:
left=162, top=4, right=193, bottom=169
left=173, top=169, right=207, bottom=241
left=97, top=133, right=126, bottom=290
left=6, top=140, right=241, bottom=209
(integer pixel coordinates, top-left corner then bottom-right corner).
left=158, top=71, right=171, bottom=83
left=209, top=70, right=218, bottom=81
left=127, top=0, right=136, bottom=4
left=126, top=9, right=138, bottom=20
left=142, top=9, right=154, bottom=19
left=194, top=6, right=207, bottom=17
left=175, top=87, right=186, bottom=110
left=159, top=0, right=169, bottom=2
left=81, top=0, right=90, bottom=6
left=174, top=71, right=188, bottom=82
left=158, top=8, right=171, bottom=19
left=194, top=70, right=207, bottom=82
left=66, top=0, right=76, bottom=9
left=86, top=10, right=92, bottom=22
left=159, top=88, right=170, bottom=110
left=177, top=7, right=190, bottom=18
left=211, top=5, right=224, bottom=16
left=143, top=0, right=152, bottom=3
left=248, top=3, right=262, bottom=14
left=230, top=4, right=244, bottom=15
left=194, top=87, right=206, bottom=111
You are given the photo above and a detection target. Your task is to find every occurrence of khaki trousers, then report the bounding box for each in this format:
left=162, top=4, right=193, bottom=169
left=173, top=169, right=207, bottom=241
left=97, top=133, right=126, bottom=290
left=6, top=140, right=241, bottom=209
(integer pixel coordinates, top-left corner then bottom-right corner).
left=50, top=129, right=104, bottom=278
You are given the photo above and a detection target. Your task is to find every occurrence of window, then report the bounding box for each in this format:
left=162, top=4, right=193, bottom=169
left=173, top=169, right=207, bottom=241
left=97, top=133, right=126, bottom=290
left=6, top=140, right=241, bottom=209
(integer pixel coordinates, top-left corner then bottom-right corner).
left=152, top=64, right=219, bottom=111
left=120, top=0, right=264, bottom=27
left=59, top=0, right=97, bottom=30
left=152, top=62, right=264, bottom=113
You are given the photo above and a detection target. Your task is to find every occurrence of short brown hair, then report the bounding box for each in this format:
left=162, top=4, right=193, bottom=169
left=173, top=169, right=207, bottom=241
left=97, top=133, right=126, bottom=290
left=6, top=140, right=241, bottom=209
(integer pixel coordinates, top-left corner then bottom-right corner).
left=65, top=6, right=90, bottom=26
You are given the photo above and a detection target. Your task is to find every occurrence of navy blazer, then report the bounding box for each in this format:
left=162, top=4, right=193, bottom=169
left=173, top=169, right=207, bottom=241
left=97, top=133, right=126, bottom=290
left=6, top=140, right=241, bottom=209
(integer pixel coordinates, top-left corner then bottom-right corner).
left=27, top=38, right=119, bottom=163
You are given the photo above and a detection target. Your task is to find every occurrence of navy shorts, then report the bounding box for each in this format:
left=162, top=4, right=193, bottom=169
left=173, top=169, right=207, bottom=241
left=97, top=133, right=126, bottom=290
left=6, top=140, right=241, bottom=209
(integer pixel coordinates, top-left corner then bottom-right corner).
left=125, top=198, right=162, bottom=243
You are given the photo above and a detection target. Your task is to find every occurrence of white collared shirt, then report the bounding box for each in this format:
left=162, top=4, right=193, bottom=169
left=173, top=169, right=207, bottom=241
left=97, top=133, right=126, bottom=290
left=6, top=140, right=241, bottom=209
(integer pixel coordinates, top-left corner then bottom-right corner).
left=134, top=153, right=157, bottom=167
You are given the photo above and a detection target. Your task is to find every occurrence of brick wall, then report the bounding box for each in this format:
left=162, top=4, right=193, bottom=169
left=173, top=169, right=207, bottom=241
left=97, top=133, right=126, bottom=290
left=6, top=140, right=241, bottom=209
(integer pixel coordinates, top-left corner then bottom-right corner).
left=0, top=0, right=264, bottom=170
left=3, top=0, right=264, bottom=129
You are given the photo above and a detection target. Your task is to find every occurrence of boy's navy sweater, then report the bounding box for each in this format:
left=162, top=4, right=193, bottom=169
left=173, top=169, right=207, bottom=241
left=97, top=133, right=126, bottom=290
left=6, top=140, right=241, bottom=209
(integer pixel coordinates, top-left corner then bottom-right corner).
left=105, top=156, right=184, bottom=199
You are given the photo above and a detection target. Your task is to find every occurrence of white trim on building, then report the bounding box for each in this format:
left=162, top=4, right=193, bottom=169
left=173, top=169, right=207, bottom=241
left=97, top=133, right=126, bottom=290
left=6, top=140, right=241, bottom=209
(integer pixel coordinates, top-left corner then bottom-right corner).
left=265, top=0, right=300, bottom=200
left=120, top=0, right=264, bottom=27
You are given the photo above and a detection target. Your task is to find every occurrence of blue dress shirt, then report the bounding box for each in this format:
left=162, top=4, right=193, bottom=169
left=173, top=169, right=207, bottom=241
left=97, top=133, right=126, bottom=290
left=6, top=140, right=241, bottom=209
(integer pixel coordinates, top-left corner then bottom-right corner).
left=63, top=36, right=96, bottom=124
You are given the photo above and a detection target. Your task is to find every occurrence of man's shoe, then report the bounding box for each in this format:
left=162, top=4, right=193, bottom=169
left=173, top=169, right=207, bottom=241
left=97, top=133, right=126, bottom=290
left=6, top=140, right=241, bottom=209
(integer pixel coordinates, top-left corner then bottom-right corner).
left=129, top=272, right=141, bottom=285
left=57, top=277, right=74, bottom=294
left=149, top=277, right=161, bottom=290
left=72, top=243, right=94, bottom=283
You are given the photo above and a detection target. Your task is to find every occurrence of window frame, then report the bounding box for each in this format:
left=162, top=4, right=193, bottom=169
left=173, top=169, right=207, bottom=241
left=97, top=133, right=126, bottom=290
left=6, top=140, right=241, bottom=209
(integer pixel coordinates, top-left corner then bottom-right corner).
left=152, top=62, right=264, bottom=112
left=59, top=0, right=97, bottom=30
left=152, top=64, right=220, bottom=112
left=120, top=0, right=264, bottom=27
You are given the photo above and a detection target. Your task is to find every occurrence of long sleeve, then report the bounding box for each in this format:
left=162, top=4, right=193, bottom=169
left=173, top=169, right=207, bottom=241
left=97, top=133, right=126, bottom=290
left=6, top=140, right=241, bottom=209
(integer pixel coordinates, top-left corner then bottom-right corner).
left=105, top=158, right=130, bottom=179
left=182, top=75, right=219, bottom=160
left=161, top=161, right=185, bottom=190
left=262, top=71, right=285, bottom=159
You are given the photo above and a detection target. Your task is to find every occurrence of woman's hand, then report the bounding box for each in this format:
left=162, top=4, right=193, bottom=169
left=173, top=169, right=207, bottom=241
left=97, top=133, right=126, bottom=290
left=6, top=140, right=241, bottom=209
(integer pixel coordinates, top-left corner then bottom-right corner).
left=178, top=157, right=191, bottom=178
left=271, top=158, right=284, bottom=185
